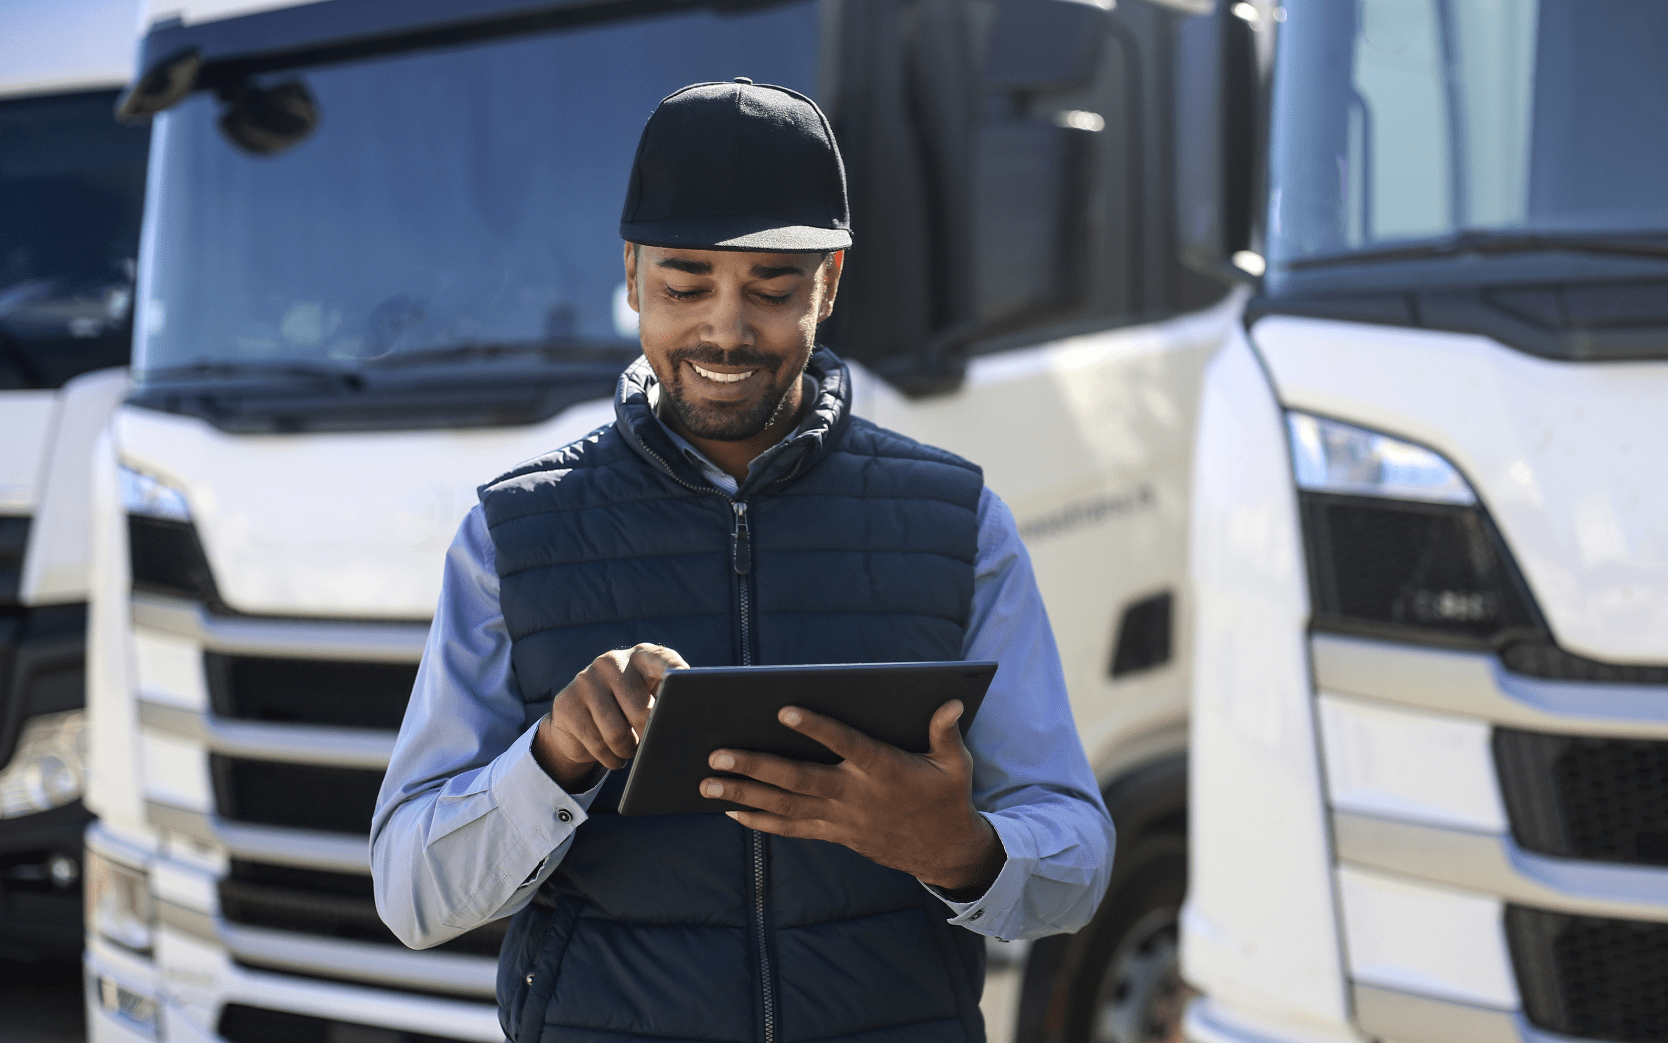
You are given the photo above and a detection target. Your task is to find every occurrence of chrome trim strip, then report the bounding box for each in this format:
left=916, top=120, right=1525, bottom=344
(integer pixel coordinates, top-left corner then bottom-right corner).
left=1312, top=633, right=1668, bottom=739
left=222, top=921, right=497, bottom=1000
left=139, top=700, right=395, bottom=769
left=131, top=593, right=429, bottom=663
left=145, top=800, right=370, bottom=873
left=158, top=899, right=218, bottom=943
left=1333, top=811, right=1668, bottom=924
left=1351, top=983, right=1521, bottom=1043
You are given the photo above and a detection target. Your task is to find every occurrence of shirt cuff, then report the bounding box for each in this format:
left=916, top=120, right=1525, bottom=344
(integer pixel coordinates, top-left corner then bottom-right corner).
left=490, top=721, right=605, bottom=881
left=924, top=813, right=1032, bottom=940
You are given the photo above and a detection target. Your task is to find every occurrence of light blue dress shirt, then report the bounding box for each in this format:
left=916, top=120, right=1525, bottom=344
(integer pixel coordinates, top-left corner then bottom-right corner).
left=372, top=422, right=1115, bottom=951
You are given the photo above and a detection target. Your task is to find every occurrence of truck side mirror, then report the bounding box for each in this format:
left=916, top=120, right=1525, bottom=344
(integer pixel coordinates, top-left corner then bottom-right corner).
left=970, top=0, right=1107, bottom=326
left=218, top=80, right=320, bottom=156
left=1175, top=3, right=1261, bottom=284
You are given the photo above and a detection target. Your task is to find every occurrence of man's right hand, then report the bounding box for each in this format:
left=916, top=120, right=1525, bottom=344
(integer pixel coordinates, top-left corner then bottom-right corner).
left=533, top=643, right=689, bottom=791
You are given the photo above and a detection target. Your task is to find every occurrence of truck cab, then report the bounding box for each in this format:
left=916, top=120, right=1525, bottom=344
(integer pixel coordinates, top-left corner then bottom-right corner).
left=0, top=0, right=149, bottom=962
left=87, top=0, right=1261, bottom=1041
left=1185, top=3, right=1668, bottom=1042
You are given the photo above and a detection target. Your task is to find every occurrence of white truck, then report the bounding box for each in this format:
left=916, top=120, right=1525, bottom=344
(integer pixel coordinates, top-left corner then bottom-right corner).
left=84, top=0, right=1258, bottom=1040
left=1184, top=3, right=1668, bottom=1043
left=0, top=0, right=148, bottom=962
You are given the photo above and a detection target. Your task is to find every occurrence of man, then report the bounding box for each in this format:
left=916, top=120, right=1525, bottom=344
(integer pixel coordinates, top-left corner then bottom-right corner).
left=372, top=80, right=1114, bottom=1043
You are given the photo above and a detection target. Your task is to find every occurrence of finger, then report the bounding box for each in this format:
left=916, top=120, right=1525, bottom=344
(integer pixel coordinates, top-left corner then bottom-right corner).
left=709, top=749, right=839, bottom=798
left=724, top=809, right=827, bottom=842
left=926, top=700, right=969, bottom=765
left=568, top=707, right=629, bottom=770
left=699, top=776, right=820, bottom=819
left=777, top=706, right=885, bottom=770
left=581, top=673, right=640, bottom=761
left=621, top=644, right=689, bottom=730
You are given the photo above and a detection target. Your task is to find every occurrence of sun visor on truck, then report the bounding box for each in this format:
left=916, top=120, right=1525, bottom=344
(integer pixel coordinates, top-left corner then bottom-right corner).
left=117, top=0, right=735, bottom=121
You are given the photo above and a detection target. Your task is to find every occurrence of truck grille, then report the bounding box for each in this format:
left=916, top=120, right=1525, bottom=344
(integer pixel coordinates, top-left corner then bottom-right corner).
left=219, top=1003, right=473, bottom=1043
left=1499, top=641, right=1668, bottom=686
left=205, top=653, right=416, bottom=729
left=221, top=860, right=505, bottom=958
left=1494, top=729, right=1668, bottom=867
left=210, top=756, right=382, bottom=835
left=1506, top=905, right=1668, bottom=1043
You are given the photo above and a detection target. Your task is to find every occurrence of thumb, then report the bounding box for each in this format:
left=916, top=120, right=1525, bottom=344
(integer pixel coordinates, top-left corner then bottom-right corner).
left=927, top=699, right=968, bottom=763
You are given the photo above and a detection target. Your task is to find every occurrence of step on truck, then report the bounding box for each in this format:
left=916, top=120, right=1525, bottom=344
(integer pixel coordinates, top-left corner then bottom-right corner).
left=0, top=0, right=149, bottom=964
left=85, top=0, right=1259, bottom=1040
left=1184, top=2, right=1668, bottom=1043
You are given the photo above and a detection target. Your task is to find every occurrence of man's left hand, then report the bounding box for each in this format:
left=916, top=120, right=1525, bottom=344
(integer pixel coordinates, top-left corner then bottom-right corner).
left=701, top=700, right=1006, bottom=894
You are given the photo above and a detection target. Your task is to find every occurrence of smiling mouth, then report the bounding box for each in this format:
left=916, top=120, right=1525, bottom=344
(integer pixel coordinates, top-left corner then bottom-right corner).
left=691, top=363, right=757, bottom=384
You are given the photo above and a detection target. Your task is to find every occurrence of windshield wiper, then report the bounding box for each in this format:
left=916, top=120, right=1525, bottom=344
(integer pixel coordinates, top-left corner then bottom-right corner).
left=1287, top=230, right=1668, bottom=271
left=359, top=341, right=641, bottom=369
left=141, top=360, right=364, bottom=390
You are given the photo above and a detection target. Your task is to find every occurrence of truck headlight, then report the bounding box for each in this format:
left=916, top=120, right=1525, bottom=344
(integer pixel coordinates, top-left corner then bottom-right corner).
left=119, top=464, right=191, bottom=521
left=87, top=850, right=156, bottom=954
left=0, top=710, right=87, bottom=818
left=1285, top=412, right=1543, bottom=645
left=120, top=463, right=219, bottom=603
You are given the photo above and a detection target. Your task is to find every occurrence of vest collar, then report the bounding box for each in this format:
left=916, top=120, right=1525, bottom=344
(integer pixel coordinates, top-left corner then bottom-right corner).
left=614, top=347, right=854, bottom=499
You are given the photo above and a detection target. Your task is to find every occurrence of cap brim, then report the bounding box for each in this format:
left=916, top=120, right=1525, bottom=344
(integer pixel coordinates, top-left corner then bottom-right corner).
left=621, top=216, right=851, bottom=252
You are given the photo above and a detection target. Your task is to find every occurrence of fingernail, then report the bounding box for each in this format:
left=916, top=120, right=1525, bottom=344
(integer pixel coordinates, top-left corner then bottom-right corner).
left=781, top=707, right=802, bottom=726
left=725, top=811, right=741, bottom=820
left=710, top=753, right=734, bottom=770
left=702, top=780, right=724, bottom=797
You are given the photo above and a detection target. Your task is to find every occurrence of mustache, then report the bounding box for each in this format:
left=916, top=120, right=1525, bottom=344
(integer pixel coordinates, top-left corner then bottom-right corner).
left=667, top=345, right=781, bottom=372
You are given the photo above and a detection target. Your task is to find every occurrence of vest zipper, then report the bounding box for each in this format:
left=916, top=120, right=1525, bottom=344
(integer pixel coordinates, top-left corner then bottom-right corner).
left=640, top=439, right=773, bottom=1042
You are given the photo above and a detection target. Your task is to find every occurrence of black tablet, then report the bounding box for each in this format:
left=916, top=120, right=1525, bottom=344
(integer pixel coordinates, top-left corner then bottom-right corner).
left=617, top=661, right=998, bottom=816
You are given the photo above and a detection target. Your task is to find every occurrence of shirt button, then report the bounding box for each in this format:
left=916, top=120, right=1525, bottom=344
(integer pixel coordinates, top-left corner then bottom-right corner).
left=558, top=809, right=573, bottom=823
left=526, top=974, right=535, bottom=985
left=969, top=910, right=983, bottom=921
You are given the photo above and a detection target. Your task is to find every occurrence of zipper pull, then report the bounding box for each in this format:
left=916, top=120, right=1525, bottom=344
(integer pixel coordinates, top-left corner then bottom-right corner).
left=731, top=501, right=751, bottom=576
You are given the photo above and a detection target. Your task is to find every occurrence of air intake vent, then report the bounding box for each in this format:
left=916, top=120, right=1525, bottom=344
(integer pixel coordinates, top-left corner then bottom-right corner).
left=1299, top=492, right=1541, bottom=647
left=210, top=756, right=382, bottom=835
left=1494, top=729, right=1668, bottom=867
left=1110, top=590, right=1173, bottom=678
left=220, top=860, right=505, bottom=958
left=219, top=1004, right=471, bottom=1043
left=1505, top=905, right=1668, bottom=1043
left=0, top=516, right=28, bottom=606
left=205, top=654, right=416, bottom=730
left=127, top=515, right=218, bottom=603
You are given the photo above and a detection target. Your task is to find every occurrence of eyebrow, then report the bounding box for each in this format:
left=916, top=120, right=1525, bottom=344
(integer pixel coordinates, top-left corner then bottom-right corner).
left=657, top=258, right=713, bottom=275
left=749, top=263, right=808, bottom=279
left=654, top=258, right=809, bottom=279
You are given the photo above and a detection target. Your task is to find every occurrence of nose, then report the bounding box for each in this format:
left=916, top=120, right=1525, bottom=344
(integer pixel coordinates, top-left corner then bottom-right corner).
left=700, top=288, right=754, bottom=351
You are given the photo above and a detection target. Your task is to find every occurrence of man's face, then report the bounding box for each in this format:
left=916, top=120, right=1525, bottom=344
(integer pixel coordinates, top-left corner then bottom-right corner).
left=624, top=244, right=842, bottom=443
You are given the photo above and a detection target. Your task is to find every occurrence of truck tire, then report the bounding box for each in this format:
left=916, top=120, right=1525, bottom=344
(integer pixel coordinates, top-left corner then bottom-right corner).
left=1065, top=833, right=1191, bottom=1043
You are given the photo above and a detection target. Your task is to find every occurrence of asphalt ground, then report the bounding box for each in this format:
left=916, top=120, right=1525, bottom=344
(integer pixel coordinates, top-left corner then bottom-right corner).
left=0, top=959, right=85, bottom=1043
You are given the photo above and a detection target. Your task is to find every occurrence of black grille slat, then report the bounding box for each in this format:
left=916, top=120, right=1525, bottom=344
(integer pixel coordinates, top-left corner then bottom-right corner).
left=211, top=757, right=383, bottom=835
left=1506, top=906, right=1668, bottom=1043
left=219, top=1004, right=470, bottom=1043
left=1495, top=729, right=1668, bottom=867
left=205, top=653, right=417, bottom=729
left=220, top=861, right=506, bottom=958
left=1501, top=641, right=1668, bottom=686
left=127, top=515, right=219, bottom=603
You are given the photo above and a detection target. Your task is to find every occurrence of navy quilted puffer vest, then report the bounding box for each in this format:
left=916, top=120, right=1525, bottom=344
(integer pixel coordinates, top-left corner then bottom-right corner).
left=479, top=349, right=988, bottom=1043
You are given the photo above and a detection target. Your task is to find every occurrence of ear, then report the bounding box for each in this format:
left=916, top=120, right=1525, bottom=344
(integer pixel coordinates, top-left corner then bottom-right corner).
left=623, top=242, right=641, bottom=313
left=816, top=250, right=845, bottom=322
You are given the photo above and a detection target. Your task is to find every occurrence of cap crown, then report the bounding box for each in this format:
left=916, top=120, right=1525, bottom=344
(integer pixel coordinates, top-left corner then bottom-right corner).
left=620, top=80, right=851, bottom=252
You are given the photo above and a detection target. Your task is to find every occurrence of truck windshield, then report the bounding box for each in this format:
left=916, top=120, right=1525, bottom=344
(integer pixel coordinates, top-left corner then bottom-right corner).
left=1265, top=0, right=1668, bottom=280
left=135, top=0, right=818, bottom=389
left=0, top=89, right=149, bottom=389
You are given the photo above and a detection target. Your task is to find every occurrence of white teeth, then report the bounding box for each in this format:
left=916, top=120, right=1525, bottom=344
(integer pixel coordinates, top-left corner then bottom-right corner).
left=692, top=363, right=755, bottom=383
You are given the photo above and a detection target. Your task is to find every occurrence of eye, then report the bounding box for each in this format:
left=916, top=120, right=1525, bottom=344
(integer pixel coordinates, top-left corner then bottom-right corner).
left=664, top=286, right=703, bottom=301
left=757, top=291, right=793, bottom=305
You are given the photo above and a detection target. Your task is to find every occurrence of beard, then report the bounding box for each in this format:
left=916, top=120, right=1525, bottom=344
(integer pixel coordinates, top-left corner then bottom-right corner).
left=660, top=345, right=804, bottom=442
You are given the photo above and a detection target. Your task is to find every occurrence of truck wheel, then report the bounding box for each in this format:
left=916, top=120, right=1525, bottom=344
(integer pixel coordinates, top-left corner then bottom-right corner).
left=1069, top=834, right=1191, bottom=1043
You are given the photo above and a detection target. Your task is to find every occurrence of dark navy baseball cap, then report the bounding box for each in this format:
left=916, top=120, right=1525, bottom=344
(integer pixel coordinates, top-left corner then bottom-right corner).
left=619, top=78, right=852, bottom=252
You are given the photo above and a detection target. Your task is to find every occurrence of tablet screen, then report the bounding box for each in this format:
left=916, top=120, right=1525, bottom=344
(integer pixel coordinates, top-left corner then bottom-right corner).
left=617, top=661, right=997, bottom=816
